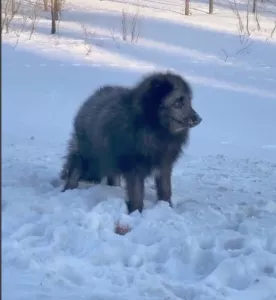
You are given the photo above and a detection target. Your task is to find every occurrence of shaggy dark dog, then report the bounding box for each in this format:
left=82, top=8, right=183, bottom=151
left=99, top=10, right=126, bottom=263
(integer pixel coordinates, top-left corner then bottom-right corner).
left=60, top=85, right=202, bottom=185
left=60, top=71, right=202, bottom=213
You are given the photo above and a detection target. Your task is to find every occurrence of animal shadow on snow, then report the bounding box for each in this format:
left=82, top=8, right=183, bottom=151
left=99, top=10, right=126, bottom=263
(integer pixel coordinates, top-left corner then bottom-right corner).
left=10, top=5, right=276, bottom=96
left=12, top=8, right=276, bottom=93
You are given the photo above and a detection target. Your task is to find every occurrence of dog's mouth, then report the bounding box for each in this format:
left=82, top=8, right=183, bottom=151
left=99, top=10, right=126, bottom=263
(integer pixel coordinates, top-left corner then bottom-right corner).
left=172, top=116, right=189, bottom=126
left=170, top=116, right=190, bottom=133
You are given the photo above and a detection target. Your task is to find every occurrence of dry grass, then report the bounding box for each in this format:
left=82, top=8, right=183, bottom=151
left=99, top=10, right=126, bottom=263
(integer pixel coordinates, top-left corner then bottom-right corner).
left=120, top=7, right=141, bottom=43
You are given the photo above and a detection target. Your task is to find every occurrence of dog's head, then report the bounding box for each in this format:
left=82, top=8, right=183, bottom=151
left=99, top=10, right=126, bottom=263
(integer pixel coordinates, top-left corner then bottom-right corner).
left=136, top=71, right=199, bottom=134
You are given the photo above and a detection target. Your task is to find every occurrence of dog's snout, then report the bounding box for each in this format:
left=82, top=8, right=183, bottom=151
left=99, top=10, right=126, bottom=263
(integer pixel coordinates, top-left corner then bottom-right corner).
left=189, top=110, right=202, bottom=128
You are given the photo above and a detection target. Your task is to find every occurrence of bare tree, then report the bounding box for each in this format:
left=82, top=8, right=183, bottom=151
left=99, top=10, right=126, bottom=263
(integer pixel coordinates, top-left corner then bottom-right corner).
left=51, top=0, right=56, bottom=33
left=209, top=0, right=214, bottom=14
left=252, top=0, right=257, bottom=13
left=120, top=8, right=140, bottom=42
left=11, top=0, right=15, bottom=15
left=271, top=21, right=276, bottom=38
left=246, top=0, right=250, bottom=35
left=185, top=0, right=190, bottom=15
left=51, top=0, right=59, bottom=34
left=43, top=0, right=48, bottom=11
left=2, top=0, right=21, bottom=33
left=254, top=2, right=261, bottom=30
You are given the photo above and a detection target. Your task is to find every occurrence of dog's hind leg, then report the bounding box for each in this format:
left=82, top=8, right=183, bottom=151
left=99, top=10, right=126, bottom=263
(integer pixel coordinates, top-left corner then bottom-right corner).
left=61, top=152, right=82, bottom=192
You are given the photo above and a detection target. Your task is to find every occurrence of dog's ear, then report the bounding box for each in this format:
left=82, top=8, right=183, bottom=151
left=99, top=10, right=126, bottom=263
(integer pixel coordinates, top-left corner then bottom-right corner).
left=141, top=75, right=174, bottom=116
left=148, top=76, right=174, bottom=103
left=133, top=74, right=174, bottom=126
left=140, top=75, right=174, bottom=124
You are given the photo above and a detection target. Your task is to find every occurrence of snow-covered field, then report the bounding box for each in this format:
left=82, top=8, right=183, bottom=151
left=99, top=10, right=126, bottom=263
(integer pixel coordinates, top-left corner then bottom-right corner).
left=2, top=0, right=276, bottom=299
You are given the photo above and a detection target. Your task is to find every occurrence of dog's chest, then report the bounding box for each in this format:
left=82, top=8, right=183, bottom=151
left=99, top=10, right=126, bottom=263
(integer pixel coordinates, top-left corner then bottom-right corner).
left=149, top=138, right=183, bottom=166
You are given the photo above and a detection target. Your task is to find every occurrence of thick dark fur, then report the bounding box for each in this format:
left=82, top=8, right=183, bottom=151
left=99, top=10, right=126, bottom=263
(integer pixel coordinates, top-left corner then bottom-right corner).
left=60, top=86, right=202, bottom=185
left=60, top=71, right=201, bottom=213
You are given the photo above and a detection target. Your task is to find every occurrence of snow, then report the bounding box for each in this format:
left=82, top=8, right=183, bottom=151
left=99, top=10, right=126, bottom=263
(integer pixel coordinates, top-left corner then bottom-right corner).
left=2, top=0, right=276, bottom=298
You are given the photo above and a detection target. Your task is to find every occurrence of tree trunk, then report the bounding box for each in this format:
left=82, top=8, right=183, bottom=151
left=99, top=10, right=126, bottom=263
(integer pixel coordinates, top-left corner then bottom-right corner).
left=54, top=0, right=59, bottom=21
left=252, top=0, right=257, bottom=13
left=209, top=0, right=214, bottom=14
left=51, top=0, right=56, bottom=34
left=11, top=0, right=16, bottom=16
left=43, top=0, right=48, bottom=11
left=185, top=0, right=190, bottom=15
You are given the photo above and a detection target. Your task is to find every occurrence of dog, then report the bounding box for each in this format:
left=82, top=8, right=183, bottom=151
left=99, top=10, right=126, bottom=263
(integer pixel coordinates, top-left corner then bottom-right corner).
left=60, top=71, right=202, bottom=213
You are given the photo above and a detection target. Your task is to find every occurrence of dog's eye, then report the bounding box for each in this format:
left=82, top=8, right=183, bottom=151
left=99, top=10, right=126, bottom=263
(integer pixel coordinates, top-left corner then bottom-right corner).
left=173, top=98, right=184, bottom=109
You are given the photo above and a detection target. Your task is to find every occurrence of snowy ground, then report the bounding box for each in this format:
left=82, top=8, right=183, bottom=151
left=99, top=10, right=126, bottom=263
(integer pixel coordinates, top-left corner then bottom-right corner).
left=2, top=0, right=276, bottom=299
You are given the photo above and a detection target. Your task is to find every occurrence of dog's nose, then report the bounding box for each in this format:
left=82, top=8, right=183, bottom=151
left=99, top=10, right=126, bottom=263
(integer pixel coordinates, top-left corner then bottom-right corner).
left=189, top=113, right=202, bottom=128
